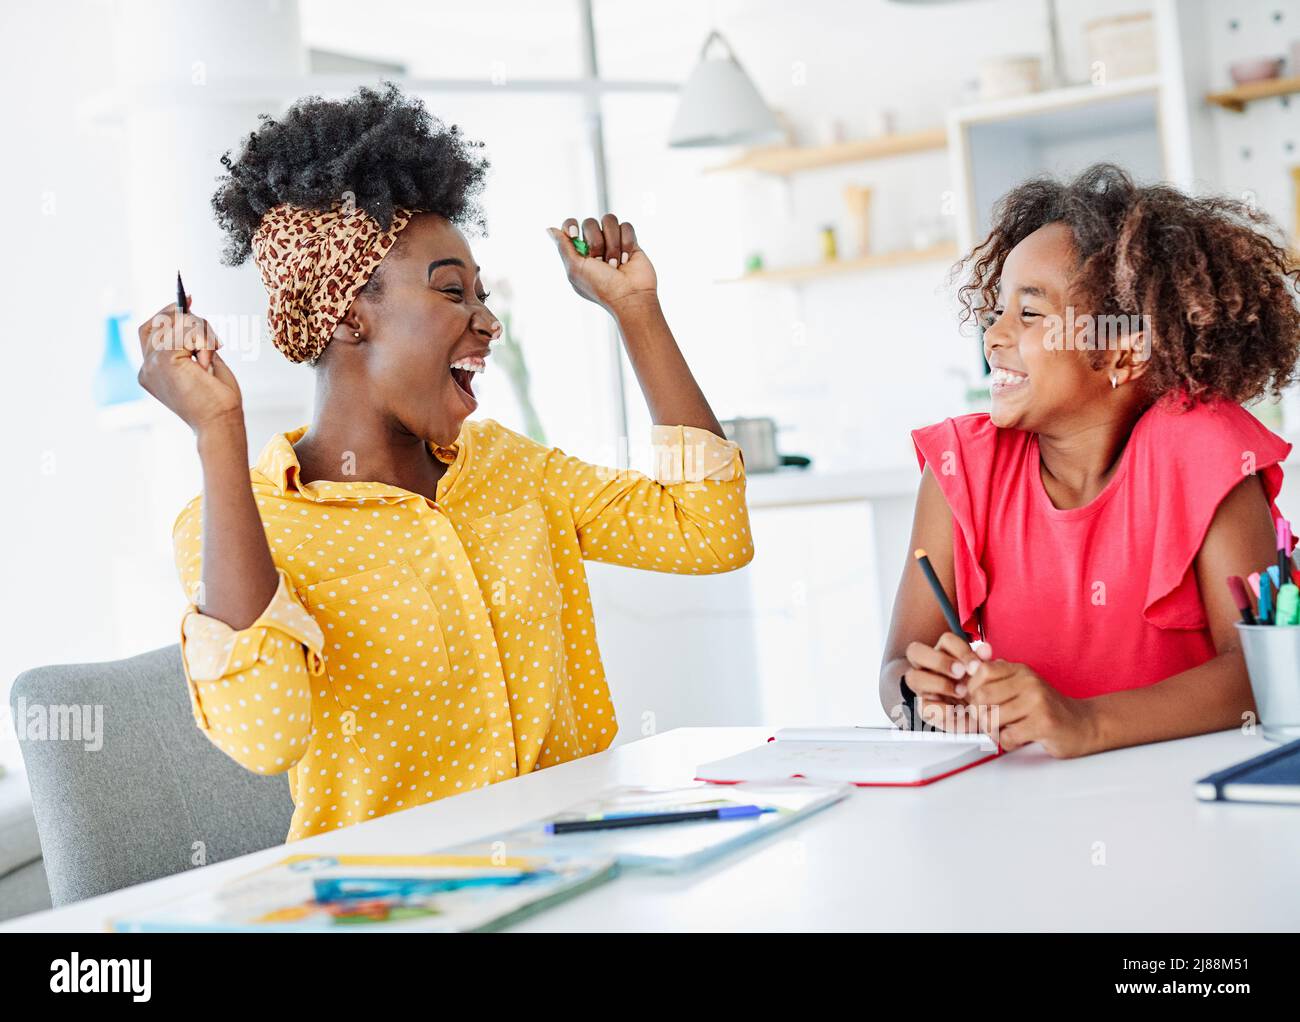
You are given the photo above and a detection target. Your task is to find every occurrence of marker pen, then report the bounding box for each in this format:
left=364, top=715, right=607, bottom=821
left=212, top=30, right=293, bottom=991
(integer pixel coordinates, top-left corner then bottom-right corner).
left=1226, top=576, right=1256, bottom=625
left=176, top=270, right=214, bottom=375
left=1274, top=521, right=1299, bottom=625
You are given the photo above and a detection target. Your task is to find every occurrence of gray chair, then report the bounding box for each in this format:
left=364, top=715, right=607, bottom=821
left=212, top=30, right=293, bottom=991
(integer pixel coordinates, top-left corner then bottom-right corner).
left=0, top=776, right=50, bottom=920
left=10, top=644, right=293, bottom=907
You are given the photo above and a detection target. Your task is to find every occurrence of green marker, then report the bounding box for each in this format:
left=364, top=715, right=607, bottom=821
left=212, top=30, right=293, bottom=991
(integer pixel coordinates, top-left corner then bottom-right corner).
left=571, top=236, right=589, bottom=256
left=1277, top=583, right=1300, bottom=625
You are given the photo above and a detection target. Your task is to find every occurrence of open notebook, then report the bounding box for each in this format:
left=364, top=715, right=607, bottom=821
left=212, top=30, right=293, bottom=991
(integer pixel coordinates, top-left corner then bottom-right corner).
left=696, top=727, right=1000, bottom=787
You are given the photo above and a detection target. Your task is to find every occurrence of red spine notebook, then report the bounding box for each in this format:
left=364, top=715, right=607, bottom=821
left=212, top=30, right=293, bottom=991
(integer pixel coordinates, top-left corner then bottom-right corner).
left=695, top=727, right=1001, bottom=788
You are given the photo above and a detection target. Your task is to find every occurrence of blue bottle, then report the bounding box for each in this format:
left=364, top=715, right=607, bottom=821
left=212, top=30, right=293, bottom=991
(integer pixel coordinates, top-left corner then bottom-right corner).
left=93, top=313, right=143, bottom=407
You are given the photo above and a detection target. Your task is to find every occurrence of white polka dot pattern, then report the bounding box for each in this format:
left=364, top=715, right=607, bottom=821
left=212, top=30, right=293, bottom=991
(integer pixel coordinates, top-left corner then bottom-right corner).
left=172, top=419, right=753, bottom=840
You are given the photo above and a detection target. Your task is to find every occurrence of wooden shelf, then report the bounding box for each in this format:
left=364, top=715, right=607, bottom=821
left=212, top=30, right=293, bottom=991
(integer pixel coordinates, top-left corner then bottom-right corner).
left=705, top=128, right=947, bottom=175
left=950, top=75, right=1160, bottom=128
left=1206, top=75, right=1300, bottom=112
left=716, top=241, right=959, bottom=285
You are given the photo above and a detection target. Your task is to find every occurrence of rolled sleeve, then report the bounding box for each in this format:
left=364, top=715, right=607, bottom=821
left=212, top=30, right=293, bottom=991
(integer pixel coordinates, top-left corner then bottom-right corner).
left=545, top=425, right=753, bottom=574
left=177, top=570, right=323, bottom=773
left=650, top=424, right=744, bottom=484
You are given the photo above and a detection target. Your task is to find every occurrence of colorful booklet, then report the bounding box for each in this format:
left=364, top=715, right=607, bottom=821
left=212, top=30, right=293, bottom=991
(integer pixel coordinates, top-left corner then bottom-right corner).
left=111, top=853, right=616, bottom=933
left=446, top=782, right=850, bottom=873
left=696, top=727, right=1000, bottom=786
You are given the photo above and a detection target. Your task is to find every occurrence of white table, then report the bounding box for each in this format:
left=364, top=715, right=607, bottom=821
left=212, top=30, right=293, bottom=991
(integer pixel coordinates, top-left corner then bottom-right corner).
left=4, top=727, right=1296, bottom=932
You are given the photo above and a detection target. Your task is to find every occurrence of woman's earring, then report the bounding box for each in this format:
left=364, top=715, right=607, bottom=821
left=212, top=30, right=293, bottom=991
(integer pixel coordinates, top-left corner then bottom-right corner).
left=353, top=331, right=361, bottom=338
left=1110, top=374, right=1119, bottom=389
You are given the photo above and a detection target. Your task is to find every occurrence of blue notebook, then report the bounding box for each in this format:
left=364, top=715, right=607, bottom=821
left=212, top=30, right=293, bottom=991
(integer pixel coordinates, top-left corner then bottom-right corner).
left=1195, top=738, right=1300, bottom=805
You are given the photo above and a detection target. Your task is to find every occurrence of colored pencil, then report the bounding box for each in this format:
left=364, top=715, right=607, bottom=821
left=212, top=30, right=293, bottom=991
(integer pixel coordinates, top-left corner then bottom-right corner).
left=913, top=549, right=969, bottom=640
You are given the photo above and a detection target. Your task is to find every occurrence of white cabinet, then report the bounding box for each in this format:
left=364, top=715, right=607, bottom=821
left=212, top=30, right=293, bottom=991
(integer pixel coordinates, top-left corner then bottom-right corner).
left=948, top=74, right=1166, bottom=254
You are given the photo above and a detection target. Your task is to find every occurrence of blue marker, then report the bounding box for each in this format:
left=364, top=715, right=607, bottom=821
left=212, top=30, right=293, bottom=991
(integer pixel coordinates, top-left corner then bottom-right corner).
left=1260, top=572, right=1275, bottom=625
left=313, top=873, right=534, bottom=903
left=547, top=804, right=772, bottom=834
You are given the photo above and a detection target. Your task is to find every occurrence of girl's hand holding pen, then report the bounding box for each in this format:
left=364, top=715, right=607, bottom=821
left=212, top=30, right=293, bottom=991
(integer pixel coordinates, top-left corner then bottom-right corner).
left=136, top=298, right=244, bottom=435
left=547, top=214, right=658, bottom=315
left=904, top=632, right=992, bottom=729
left=963, top=658, right=1100, bottom=758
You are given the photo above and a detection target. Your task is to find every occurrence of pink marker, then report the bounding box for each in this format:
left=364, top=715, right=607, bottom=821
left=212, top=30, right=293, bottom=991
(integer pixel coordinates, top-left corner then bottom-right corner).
left=1248, top=572, right=1261, bottom=599
left=1277, top=518, right=1293, bottom=586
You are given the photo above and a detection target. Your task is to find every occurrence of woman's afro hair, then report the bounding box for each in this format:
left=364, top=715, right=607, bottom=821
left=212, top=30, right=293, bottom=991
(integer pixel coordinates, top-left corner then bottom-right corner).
left=212, top=82, right=488, bottom=266
left=956, top=163, right=1300, bottom=405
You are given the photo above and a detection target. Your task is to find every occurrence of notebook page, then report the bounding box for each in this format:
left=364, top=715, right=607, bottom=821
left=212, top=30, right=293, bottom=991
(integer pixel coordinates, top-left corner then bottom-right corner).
left=697, top=737, right=992, bottom=785
left=775, top=726, right=997, bottom=751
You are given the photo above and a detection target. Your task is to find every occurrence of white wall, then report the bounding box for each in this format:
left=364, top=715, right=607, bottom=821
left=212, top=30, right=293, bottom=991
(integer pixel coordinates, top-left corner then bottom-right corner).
left=1186, top=0, right=1300, bottom=218
left=0, top=0, right=131, bottom=764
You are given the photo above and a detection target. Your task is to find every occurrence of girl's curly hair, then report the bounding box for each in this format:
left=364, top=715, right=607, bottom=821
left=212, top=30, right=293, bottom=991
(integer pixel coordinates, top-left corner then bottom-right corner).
left=955, top=163, right=1300, bottom=405
left=211, top=82, right=488, bottom=267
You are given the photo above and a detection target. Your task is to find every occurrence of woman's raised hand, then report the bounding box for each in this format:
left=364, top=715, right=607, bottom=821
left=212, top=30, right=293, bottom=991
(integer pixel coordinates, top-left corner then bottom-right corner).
left=137, top=299, right=244, bottom=435
left=548, top=214, right=658, bottom=314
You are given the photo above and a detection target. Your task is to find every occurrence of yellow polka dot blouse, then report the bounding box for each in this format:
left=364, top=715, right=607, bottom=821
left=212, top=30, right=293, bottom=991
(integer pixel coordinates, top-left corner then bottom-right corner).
left=173, top=419, right=752, bottom=840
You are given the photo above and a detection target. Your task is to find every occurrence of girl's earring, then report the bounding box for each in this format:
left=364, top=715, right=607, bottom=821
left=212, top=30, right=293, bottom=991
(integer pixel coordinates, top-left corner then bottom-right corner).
left=353, top=331, right=361, bottom=338
left=1110, top=374, right=1119, bottom=389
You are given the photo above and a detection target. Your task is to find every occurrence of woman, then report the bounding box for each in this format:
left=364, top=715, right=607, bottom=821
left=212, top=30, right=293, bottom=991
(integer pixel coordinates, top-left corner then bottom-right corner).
left=137, top=85, right=752, bottom=839
left=881, top=164, right=1300, bottom=757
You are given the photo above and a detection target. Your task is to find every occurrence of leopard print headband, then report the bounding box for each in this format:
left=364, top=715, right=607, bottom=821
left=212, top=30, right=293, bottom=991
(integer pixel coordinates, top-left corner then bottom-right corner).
left=250, top=203, right=415, bottom=364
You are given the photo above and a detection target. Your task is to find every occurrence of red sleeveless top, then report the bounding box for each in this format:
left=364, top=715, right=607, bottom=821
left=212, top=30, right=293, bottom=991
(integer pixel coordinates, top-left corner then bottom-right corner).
left=911, top=398, right=1290, bottom=698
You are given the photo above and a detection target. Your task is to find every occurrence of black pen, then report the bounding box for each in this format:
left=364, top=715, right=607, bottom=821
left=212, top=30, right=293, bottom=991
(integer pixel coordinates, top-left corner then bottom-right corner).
left=175, top=270, right=213, bottom=374
left=913, top=548, right=970, bottom=640
left=545, top=805, right=769, bottom=834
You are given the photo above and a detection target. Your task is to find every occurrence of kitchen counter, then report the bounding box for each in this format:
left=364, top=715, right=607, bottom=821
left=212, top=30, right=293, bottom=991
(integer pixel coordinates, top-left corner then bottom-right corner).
left=744, top=465, right=918, bottom=508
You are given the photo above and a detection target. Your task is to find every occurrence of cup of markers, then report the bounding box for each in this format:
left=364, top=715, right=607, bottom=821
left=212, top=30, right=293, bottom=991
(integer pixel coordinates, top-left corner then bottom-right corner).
left=1226, top=519, right=1300, bottom=742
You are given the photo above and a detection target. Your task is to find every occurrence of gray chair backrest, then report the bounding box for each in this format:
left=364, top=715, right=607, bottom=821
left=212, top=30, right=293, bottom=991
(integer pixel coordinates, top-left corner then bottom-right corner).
left=10, top=644, right=293, bottom=907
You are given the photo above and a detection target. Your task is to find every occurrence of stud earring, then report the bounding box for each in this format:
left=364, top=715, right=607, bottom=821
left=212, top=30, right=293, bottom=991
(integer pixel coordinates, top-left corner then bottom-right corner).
left=1110, top=374, right=1119, bottom=389
left=353, top=331, right=361, bottom=338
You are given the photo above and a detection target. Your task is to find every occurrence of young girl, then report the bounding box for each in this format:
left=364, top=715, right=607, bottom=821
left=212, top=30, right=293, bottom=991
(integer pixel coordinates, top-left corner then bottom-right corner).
left=136, top=85, right=752, bottom=839
left=881, top=163, right=1300, bottom=757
